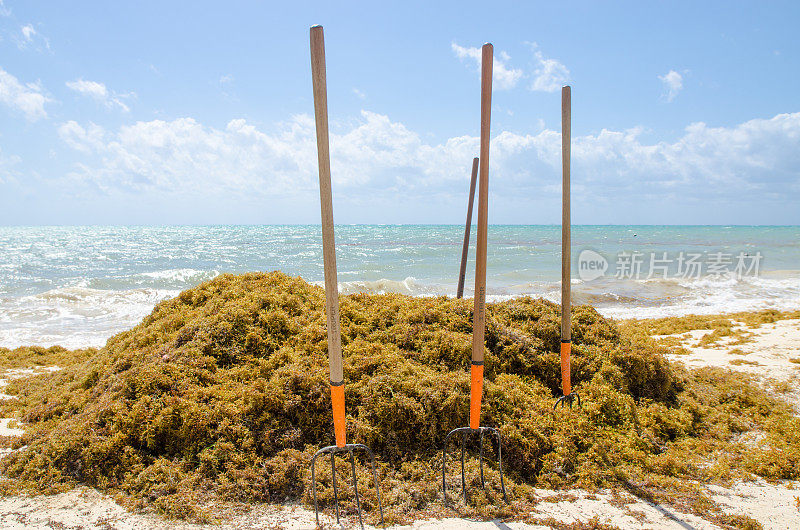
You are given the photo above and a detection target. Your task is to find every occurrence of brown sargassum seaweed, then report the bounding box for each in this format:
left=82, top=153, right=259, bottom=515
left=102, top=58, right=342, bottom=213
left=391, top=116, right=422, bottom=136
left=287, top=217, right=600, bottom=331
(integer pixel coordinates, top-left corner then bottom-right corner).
left=1, top=272, right=797, bottom=527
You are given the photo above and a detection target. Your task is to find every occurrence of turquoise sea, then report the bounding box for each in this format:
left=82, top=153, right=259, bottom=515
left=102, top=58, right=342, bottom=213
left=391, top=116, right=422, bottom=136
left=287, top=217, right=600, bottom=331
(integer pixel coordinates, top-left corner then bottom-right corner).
left=1, top=225, right=798, bottom=348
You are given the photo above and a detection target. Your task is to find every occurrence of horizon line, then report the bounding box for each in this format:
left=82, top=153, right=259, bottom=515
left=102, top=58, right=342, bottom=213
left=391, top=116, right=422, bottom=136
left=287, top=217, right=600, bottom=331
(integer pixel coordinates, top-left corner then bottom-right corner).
left=1, top=223, right=799, bottom=229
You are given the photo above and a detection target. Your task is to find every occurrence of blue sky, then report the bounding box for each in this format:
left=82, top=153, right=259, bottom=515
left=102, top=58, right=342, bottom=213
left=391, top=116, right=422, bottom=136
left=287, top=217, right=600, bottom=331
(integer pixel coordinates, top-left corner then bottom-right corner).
left=1, top=0, right=798, bottom=225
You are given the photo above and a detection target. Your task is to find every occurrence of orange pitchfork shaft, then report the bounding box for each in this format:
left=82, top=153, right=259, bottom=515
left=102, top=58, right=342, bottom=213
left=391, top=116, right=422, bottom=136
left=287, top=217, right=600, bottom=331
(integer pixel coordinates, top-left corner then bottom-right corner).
left=310, top=25, right=346, bottom=448
left=560, top=342, right=571, bottom=395
left=470, top=43, right=492, bottom=430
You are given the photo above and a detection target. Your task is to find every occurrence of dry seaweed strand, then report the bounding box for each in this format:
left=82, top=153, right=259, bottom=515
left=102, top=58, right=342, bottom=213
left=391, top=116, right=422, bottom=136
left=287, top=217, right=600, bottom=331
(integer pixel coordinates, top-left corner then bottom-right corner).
left=0, top=272, right=797, bottom=527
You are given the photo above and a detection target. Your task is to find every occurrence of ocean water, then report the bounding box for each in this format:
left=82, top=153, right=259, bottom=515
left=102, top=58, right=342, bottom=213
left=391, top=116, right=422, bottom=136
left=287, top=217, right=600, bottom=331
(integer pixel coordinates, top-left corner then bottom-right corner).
left=0, top=225, right=798, bottom=349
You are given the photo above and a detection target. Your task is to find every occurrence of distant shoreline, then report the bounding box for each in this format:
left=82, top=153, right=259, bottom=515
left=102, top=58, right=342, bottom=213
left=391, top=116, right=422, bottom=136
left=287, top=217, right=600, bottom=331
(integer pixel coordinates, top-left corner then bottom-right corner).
left=3, top=223, right=800, bottom=228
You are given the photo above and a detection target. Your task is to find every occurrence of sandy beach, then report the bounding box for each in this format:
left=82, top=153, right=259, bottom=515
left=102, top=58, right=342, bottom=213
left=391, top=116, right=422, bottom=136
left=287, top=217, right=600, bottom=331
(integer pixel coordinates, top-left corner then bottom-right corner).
left=1, top=479, right=798, bottom=530
left=660, top=318, right=800, bottom=413
left=2, top=310, right=798, bottom=530
left=4, top=1, right=799, bottom=527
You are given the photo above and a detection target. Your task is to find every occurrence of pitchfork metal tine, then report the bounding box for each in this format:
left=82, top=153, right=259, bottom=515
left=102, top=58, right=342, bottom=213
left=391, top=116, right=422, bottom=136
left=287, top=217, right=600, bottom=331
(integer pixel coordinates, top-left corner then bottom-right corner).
left=479, top=429, right=485, bottom=489
left=460, top=430, right=467, bottom=502
left=479, top=428, right=508, bottom=502
left=553, top=392, right=581, bottom=410
left=311, top=444, right=384, bottom=529
left=497, top=430, right=507, bottom=501
left=443, top=426, right=508, bottom=507
left=331, top=451, right=340, bottom=525
left=349, top=450, right=363, bottom=529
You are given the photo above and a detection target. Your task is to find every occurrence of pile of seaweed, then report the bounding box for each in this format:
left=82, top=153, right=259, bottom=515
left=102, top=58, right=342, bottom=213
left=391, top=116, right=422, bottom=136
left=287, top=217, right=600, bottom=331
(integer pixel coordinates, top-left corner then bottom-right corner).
left=1, top=272, right=797, bottom=527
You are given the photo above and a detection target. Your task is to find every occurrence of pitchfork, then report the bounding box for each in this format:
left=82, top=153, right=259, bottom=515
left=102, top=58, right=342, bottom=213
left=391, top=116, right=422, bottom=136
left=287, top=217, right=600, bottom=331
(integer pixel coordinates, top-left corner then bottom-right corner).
left=442, top=43, right=508, bottom=507
left=309, top=25, right=385, bottom=529
left=554, top=86, right=581, bottom=411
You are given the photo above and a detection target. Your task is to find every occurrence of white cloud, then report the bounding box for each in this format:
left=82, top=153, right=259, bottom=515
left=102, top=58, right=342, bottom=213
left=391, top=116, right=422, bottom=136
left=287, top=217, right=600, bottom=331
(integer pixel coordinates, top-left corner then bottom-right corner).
left=57, top=111, right=476, bottom=195
left=57, top=116, right=317, bottom=194
left=57, top=111, right=800, bottom=206
left=496, top=113, right=800, bottom=198
left=20, top=23, right=35, bottom=41
left=15, top=22, right=49, bottom=50
left=451, top=42, right=523, bottom=90
left=452, top=42, right=569, bottom=93
left=66, top=78, right=131, bottom=112
left=659, top=70, right=683, bottom=102
left=0, top=66, right=49, bottom=121
left=529, top=44, right=570, bottom=92
left=58, top=121, right=106, bottom=152
left=66, top=79, right=107, bottom=99
left=353, top=88, right=366, bottom=100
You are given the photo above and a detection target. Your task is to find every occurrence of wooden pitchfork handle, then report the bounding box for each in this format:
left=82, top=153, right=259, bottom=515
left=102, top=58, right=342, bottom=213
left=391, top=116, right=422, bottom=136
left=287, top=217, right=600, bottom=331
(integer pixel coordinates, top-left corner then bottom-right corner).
left=310, top=25, right=346, bottom=448
left=470, top=43, right=492, bottom=430
left=560, top=85, right=572, bottom=397
left=457, top=157, right=479, bottom=299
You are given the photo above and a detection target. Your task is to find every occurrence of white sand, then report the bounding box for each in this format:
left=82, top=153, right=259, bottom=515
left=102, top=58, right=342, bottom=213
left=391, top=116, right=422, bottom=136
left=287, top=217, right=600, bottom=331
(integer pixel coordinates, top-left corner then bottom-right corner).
left=1, top=482, right=797, bottom=529
left=662, top=319, right=800, bottom=374
left=707, top=479, right=800, bottom=529
left=0, top=488, right=336, bottom=530
left=662, top=318, right=800, bottom=411
left=1, top=322, right=799, bottom=529
left=0, top=418, right=24, bottom=437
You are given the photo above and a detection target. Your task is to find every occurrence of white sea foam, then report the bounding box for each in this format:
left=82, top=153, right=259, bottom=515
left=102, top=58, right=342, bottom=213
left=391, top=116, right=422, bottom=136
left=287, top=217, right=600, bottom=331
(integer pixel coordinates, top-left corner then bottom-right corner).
left=329, top=273, right=800, bottom=321
left=0, top=286, right=179, bottom=349
left=338, top=277, right=443, bottom=296
left=138, top=268, right=214, bottom=282
left=0, top=225, right=799, bottom=348
left=2, top=272, right=798, bottom=348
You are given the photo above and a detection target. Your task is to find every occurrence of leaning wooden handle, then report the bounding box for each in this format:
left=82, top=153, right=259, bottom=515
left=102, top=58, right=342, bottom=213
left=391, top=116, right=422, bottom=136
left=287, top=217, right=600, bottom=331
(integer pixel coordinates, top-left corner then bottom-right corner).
left=457, top=157, right=479, bottom=299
